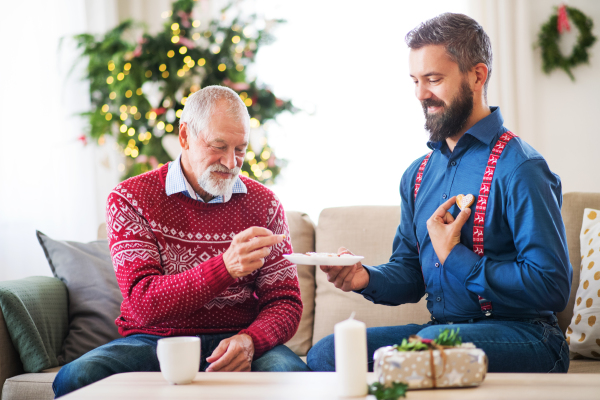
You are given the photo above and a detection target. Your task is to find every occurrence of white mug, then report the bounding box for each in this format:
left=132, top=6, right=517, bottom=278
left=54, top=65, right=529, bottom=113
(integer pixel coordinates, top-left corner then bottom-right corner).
left=156, top=337, right=200, bottom=385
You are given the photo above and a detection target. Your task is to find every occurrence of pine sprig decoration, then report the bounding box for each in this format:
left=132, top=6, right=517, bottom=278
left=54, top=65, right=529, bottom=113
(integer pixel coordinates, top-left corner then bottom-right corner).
left=433, top=328, right=462, bottom=347
left=536, top=5, right=597, bottom=81
left=392, top=338, right=429, bottom=352
left=392, top=328, right=462, bottom=352
left=72, top=0, right=295, bottom=182
left=368, top=382, right=408, bottom=400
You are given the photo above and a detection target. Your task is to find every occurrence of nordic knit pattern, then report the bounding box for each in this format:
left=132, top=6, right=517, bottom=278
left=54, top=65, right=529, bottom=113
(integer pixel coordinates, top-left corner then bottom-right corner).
left=105, top=164, right=302, bottom=358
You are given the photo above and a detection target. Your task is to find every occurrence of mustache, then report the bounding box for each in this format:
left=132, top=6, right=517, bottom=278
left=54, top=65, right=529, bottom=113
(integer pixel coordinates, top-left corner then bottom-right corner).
left=421, top=98, right=446, bottom=109
left=209, top=163, right=240, bottom=175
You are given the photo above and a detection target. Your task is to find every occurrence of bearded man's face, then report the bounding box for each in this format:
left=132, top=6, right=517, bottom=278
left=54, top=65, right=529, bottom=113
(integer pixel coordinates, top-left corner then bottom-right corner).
left=409, top=45, right=476, bottom=143
left=421, top=78, right=474, bottom=143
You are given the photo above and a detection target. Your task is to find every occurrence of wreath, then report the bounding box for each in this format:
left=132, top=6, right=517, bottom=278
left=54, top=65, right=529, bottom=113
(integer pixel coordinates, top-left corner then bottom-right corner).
left=537, top=5, right=597, bottom=81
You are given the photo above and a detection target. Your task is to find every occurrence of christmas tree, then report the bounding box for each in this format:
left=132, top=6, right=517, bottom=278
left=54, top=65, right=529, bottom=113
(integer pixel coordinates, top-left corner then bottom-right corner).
left=73, top=0, right=295, bottom=183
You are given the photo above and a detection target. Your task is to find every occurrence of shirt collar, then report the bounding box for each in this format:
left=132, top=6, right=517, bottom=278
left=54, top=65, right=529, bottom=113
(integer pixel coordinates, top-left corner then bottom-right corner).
left=165, top=154, right=247, bottom=203
left=428, top=106, right=504, bottom=150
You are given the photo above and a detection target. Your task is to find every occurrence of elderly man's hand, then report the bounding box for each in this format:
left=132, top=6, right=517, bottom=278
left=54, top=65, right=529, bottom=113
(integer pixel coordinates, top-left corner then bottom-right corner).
left=205, top=334, right=254, bottom=372
left=426, top=196, right=471, bottom=264
left=224, top=227, right=284, bottom=279
left=320, top=247, right=370, bottom=292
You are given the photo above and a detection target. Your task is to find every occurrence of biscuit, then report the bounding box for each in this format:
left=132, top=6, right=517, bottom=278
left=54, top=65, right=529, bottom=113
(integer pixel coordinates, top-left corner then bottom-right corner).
left=456, top=194, right=475, bottom=210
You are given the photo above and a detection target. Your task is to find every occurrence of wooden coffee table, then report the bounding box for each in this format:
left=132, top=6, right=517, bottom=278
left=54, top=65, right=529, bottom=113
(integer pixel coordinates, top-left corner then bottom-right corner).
left=61, top=372, right=600, bottom=399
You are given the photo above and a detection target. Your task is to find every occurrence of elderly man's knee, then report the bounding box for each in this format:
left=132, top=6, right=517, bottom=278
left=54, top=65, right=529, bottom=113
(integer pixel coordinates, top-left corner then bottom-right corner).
left=252, top=345, right=310, bottom=371
left=416, top=325, right=451, bottom=340
left=53, top=356, right=114, bottom=398
left=307, top=334, right=335, bottom=371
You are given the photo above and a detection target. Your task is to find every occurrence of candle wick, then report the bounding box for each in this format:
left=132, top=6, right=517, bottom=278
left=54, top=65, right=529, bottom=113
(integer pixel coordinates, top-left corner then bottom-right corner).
left=349, top=311, right=356, bottom=320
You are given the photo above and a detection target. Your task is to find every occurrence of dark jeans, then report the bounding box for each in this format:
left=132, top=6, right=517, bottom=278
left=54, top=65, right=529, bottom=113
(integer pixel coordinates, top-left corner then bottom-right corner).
left=53, top=332, right=310, bottom=398
left=307, top=315, right=569, bottom=373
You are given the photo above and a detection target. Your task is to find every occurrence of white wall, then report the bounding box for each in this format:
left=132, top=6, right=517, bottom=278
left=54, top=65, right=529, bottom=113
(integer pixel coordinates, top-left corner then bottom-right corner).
left=527, top=0, right=600, bottom=194
left=0, top=1, right=103, bottom=281
left=249, top=0, right=469, bottom=223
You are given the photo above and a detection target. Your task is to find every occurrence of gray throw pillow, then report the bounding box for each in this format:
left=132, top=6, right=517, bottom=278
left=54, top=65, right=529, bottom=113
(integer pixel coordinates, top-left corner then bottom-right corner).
left=36, top=231, right=123, bottom=364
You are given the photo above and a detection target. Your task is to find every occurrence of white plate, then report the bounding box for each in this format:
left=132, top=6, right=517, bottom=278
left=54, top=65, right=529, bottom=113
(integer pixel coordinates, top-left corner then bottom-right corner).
left=283, top=253, right=364, bottom=266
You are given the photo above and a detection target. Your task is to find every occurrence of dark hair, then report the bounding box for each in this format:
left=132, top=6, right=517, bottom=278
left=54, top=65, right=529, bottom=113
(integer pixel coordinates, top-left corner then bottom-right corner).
left=405, top=13, right=492, bottom=97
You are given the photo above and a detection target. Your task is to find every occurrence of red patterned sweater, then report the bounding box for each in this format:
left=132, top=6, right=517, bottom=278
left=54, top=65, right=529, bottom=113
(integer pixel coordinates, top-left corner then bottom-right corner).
left=105, top=164, right=302, bottom=358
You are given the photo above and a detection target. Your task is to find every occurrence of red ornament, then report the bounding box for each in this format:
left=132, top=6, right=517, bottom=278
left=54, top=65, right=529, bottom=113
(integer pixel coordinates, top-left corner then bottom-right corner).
left=133, top=37, right=146, bottom=58
left=223, top=78, right=250, bottom=91
left=77, top=134, right=88, bottom=146
left=177, top=10, right=192, bottom=28
left=557, top=4, right=571, bottom=34
left=153, top=107, right=167, bottom=116
left=177, top=37, right=196, bottom=49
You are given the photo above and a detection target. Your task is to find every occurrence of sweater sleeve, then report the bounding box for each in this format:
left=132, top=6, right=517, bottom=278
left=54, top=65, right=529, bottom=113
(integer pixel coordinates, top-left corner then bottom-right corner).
left=106, top=191, right=235, bottom=327
left=238, top=201, right=303, bottom=359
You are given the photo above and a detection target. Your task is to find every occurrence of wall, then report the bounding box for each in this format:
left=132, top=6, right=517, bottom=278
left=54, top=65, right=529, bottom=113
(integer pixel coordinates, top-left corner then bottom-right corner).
left=471, top=0, right=599, bottom=194
left=528, top=0, right=600, bottom=194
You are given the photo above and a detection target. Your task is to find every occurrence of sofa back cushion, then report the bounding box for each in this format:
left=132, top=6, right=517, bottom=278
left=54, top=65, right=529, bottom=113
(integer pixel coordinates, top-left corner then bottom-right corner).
left=37, top=231, right=123, bottom=365
left=559, top=192, right=600, bottom=333
left=313, top=206, right=429, bottom=346
left=284, top=211, right=316, bottom=356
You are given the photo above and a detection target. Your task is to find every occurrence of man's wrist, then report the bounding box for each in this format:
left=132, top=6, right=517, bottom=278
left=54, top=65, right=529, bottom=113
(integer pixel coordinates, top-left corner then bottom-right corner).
left=356, top=265, right=370, bottom=291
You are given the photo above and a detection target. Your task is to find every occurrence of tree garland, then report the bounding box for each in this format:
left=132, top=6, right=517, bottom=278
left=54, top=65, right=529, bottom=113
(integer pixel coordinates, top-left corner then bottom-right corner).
left=73, top=0, right=295, bottom=183
left=537, top=5, right=597, bottom=81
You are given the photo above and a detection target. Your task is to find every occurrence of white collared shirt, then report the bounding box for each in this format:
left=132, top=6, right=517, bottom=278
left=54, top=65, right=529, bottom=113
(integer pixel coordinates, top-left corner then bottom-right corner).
left=165, top=154, right=247, bottom=203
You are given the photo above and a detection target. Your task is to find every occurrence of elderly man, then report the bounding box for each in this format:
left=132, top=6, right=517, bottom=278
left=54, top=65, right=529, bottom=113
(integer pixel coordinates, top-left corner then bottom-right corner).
left=307, top=13, right=572, bottom=373
left=53, top=86, right=308, bottom=397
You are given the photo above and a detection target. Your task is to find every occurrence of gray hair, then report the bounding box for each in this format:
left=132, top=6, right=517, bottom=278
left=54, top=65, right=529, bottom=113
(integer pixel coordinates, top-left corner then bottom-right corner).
left=179, top=85, right=250, bottom=137
left=405, top=13, right=492, bottom=97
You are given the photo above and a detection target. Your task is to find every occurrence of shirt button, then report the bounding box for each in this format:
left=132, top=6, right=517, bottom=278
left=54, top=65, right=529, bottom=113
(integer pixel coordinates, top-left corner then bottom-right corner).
left=442, top=194, right=447, bottom=199
left=451, top=161, right=457, bottom=166
left=435, top=263, right=440, bottom=267
left=436, top=297, right=442, bottom=302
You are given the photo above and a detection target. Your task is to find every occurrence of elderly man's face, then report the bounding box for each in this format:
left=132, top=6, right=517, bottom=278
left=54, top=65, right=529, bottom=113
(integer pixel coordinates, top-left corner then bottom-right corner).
left=182, top=101, right=249, bottom=197
left=409, top=44, right=474, bottom=142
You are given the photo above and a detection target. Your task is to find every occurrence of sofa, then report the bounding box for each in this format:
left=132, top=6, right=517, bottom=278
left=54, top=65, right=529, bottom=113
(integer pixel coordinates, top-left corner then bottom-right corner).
left=1, top=192, right=599, bottom=399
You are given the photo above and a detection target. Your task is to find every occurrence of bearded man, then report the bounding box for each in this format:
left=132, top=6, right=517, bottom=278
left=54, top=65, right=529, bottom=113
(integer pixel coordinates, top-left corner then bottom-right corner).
left=307, top=13, right=572, bottom=373
left=53, top=86, right=309, bottom=398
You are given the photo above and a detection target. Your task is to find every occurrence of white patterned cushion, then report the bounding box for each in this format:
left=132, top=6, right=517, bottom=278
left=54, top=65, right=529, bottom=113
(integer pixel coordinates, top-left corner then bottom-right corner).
left=566, top=208, right=600, bottom=359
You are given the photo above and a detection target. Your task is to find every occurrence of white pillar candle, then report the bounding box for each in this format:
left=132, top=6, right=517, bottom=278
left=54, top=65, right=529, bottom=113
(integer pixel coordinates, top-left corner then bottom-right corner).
left=335, top=312, right=368, bottom=397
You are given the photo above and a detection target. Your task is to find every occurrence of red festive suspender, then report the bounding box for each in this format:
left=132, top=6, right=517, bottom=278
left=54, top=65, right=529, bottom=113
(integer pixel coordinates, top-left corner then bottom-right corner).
left=414, top=131, right=517, bottom=317
left=414, top=151, right=433, bottom=201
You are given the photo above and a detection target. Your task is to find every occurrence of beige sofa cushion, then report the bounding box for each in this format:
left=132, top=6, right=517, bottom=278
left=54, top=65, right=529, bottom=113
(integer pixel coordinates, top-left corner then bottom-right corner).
left=568, top=358, right=600, bottom=373
left=313, top=206, right=429, bottom=345
left=559, top=193, right=600, bottom=333
left=284, top=211, right=316, bottom=356
left=2, top=368, right=59, bottom=400
left=0, top=311, right=23, bottom=400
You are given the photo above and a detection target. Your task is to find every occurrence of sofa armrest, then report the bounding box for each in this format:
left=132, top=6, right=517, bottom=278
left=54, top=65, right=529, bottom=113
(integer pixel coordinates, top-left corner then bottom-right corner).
left=0, top=277, right=68, bottom=375
left=0, top=305, right=24, bottom=399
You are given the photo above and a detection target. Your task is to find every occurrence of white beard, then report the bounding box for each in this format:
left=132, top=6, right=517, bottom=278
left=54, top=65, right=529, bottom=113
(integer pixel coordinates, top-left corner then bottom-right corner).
left=198, top=163, right=240, bottom=198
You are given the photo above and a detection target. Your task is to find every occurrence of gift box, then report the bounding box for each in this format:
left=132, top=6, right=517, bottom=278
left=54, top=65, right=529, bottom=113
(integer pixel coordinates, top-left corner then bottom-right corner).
left=373, top=341, right=488, bottom=389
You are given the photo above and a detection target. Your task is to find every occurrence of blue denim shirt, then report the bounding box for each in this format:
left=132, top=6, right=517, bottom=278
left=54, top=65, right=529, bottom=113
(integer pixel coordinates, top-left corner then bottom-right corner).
left=360, top=107, right=572, bottom=322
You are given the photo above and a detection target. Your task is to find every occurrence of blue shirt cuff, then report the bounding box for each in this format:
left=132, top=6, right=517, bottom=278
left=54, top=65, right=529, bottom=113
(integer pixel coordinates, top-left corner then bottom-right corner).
left=444, top=244, right=481, bottom=284
left=355, top=264, right=384, bottom=302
